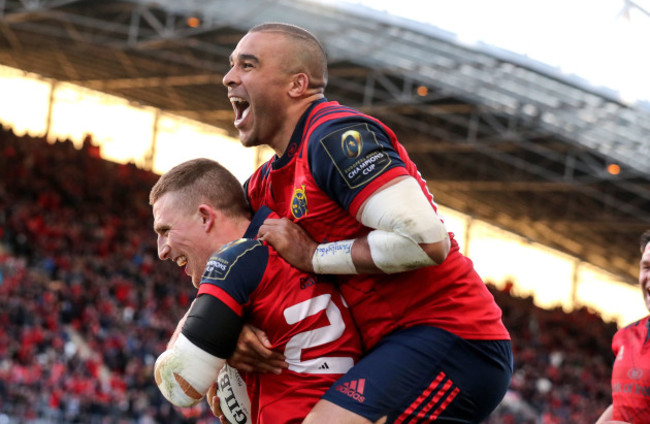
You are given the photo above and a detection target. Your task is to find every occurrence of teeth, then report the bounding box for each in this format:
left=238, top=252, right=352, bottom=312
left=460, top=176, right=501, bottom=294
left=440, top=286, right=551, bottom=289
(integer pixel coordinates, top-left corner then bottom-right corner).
left=175, top=256, right=187, bottom=267
left=231, top=97, right=250, bottom=126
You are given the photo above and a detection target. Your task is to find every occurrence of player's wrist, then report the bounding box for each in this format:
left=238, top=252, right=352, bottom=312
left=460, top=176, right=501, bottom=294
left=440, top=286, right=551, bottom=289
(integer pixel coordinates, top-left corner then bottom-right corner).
left=154, top=333, right=225, bottom=407
left=311, top=239, right=358, bottom=274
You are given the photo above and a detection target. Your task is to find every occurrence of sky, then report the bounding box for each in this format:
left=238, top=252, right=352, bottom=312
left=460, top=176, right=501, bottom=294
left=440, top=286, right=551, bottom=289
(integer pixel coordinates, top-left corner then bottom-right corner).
left=345, top=0, right=650, bottom=104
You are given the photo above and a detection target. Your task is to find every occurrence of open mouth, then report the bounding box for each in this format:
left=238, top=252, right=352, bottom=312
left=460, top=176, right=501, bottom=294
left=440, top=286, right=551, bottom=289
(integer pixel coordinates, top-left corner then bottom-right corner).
left=230, top=97, right=250, bottom=127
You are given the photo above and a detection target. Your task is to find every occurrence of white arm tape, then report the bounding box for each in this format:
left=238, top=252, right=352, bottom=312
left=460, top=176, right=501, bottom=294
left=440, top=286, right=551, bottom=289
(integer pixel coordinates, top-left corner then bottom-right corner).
left=367, top=229, right=435, bottom=273
left=361, top=177, right=448, bottom=273
left=360, top=177, right=448, bottom=244
left=311, top=239, right=357, bottom=274
left=154, top=333, right=225, bottom=407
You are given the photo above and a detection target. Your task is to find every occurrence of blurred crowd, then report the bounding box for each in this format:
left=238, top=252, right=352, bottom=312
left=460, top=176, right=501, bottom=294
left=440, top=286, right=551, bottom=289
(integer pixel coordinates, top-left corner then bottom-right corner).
left=0, top=128, right=210, bottom=423
left=0, top=127, right=618, bottom=423
left=483, top=283, right=617, bottom=423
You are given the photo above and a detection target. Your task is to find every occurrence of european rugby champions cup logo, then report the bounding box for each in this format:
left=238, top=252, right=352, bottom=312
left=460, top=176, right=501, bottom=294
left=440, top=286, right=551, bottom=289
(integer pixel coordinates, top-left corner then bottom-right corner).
left=291, top=185, right=308, bottom=219
left=341, top=130, right=363, bottom=159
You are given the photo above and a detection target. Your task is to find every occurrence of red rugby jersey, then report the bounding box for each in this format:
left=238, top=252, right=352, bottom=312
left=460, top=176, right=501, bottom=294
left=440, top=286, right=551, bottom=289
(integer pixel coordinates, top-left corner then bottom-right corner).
left=610, top=315, right=650, bottom=422
left=197, top=208, right=361, bottom=423
left=246, top=99, right=510, bottom=350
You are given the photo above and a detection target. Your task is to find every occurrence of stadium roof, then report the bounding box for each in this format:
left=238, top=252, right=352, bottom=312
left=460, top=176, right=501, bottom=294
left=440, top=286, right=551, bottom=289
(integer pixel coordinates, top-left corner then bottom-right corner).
left=1, top=0, right=649, bottom=283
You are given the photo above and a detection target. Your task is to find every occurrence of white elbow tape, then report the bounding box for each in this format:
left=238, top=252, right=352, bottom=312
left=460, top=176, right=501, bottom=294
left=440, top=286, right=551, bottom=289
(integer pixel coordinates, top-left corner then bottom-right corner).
left=367, top=229, right=435, bottom=273
left=360, top=177, right=447, bottom=244
left=154, top=333, right=225, bottom=408
left=311, top=239, right=358, bottom=274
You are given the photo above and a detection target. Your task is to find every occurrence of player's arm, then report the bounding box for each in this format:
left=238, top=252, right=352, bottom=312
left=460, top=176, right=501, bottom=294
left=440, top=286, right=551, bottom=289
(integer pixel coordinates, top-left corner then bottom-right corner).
left=154, top=294, right=239, bottom=408
left=204, top=237, right=287, bottom=374
left=228, top=323, right=287, bottom=374
left=330, top=174, right=450, bottom=274
left=259, top=118, right=449, bottom=274
left=594, top=404, right=612, bottom=423
left=258, top=176, right=449, bottom=274
left=595, top=404, right=623, bottom=424
left=155, top=240, right=265, bottom=408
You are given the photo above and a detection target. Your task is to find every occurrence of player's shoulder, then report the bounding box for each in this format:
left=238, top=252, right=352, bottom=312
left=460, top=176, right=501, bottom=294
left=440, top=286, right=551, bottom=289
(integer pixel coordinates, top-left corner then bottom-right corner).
left=214, top=238, right=264, bottom=257
left=245, top=159, right=273, bottom=188
left=614, top=315, right=650, bottom=346
left=307, top=118, right=397, bottom=192
left=309, top=104, right=379, bottom=135
left=620, top=315, right=650, bottom=330
left=311, top=101, right=362, bottom=118
left=202, top=238, right=268, bottom=283
left=306, top=102, right=387, bottom=148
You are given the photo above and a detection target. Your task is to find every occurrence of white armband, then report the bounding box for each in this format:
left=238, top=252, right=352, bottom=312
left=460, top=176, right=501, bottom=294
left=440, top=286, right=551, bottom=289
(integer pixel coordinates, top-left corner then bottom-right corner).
left=361, top=177, right=449, bottom=273
left=154, top=333, right=225, bottom=407
left=360, top=177, right=448, bottom=244
left=311, top=239, right=357, bottom=274
left=367, top=229, right=435, bottom=273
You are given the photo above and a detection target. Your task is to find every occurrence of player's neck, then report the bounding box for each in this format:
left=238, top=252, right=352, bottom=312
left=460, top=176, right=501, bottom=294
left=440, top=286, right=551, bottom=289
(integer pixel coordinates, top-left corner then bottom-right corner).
left=272, top=95, right=323, bottom=157
left=232, top=216, right=253, bottom=240
left=211, top=215, right=252, bottom=248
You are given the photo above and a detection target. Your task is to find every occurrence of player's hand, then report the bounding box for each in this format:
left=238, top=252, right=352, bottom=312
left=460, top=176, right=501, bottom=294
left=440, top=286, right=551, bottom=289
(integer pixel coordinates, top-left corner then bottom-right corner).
left=206, top=382, right=225, bottom=420
left=227, top=324, right=287, bottom=374
left=258, top=217, right=318, bottom=272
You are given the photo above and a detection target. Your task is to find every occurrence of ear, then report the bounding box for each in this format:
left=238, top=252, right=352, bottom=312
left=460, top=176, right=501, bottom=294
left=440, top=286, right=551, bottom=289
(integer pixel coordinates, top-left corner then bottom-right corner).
left=197, top=204, right=217, bottom=233
left=288, top=73, right=309, bottom=98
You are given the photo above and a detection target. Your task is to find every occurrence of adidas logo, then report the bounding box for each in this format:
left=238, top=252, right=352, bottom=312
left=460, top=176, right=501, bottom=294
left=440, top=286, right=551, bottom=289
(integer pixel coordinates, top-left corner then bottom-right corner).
left=335, top=378, right=366, bottom=403
left=319, top=362, right=330, bottom=370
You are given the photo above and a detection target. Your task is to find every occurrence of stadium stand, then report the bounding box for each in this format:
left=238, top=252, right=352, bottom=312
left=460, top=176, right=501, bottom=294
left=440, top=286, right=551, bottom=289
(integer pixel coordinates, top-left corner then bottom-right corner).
left=0, top=128, right=619, bottom=423
left=0, top=126, right=214, bottom=423
left=484, top=284, right=616, bottom=424
left=2, top=0, right=649, bottom=285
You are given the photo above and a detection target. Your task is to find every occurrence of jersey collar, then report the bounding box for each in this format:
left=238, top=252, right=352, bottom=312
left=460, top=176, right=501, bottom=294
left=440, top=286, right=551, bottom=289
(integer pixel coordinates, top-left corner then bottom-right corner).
left=244, top=206, right=273, bottom=239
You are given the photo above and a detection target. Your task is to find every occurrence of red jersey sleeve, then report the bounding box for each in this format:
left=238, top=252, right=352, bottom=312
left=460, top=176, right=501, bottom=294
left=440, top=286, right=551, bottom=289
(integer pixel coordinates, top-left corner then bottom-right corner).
left=197, top=238, right=269, bottom=312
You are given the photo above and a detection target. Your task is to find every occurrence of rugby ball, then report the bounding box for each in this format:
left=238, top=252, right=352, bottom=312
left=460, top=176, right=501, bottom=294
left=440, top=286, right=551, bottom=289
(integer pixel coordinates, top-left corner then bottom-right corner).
left=217, top=364, right=252, bottom=424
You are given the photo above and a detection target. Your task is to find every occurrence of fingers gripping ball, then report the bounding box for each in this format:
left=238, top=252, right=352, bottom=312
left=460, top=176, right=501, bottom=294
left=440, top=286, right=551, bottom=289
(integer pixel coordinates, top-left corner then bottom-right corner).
left=154, top=334, right=225, bottom=408
left=217, top=364, right=252, bottom=424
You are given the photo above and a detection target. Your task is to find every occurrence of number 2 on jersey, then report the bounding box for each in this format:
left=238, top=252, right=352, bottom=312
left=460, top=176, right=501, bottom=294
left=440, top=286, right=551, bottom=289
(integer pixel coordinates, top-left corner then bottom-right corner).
left=283, top=294, right=354, bottom=374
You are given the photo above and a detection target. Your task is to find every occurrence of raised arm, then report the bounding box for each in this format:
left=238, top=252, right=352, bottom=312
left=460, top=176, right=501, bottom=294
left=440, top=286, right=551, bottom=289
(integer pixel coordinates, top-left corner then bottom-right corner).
left=258, top=175, right=450, bottom=274
left=595, top=404, right=613, bottom=423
